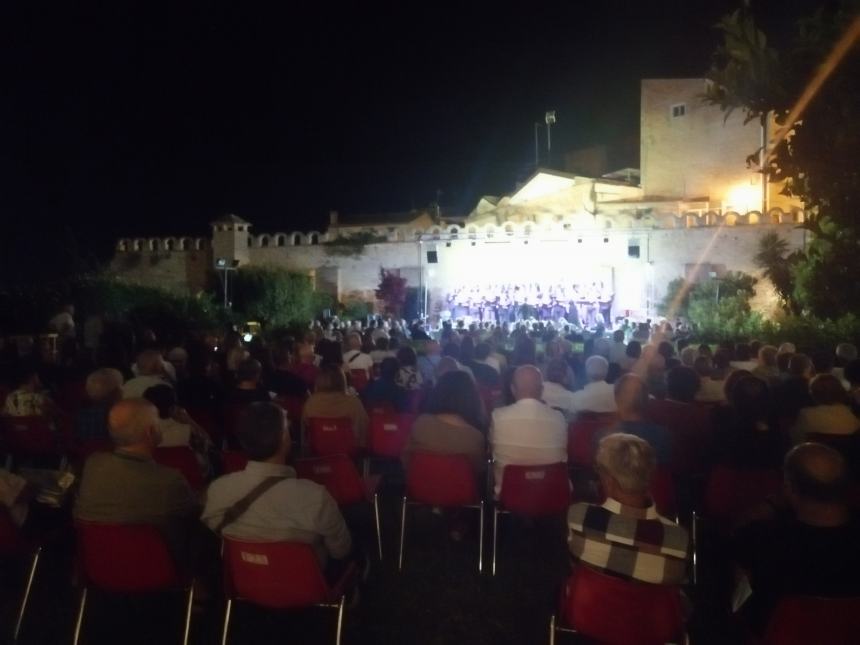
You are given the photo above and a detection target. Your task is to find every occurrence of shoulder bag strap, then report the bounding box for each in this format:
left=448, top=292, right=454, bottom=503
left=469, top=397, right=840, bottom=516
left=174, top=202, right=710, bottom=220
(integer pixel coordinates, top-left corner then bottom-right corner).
left=214, top=475, right=287, bottom=535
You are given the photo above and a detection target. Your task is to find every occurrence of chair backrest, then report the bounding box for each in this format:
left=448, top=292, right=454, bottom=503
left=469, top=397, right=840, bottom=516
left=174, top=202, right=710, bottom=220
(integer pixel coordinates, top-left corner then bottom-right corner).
left=222, top=538, right=330, bottom=608
left=222, top=450, right=249, bottom=474
left=153, top=446, right=205, bottom=490
left=0, top=508, right=26, bottom=555
left=307, top=417, right=356, bottom=457
left=704, top=465, right=783, bottom=526
left=273, top=395, right=306, bottom=426
left=650, top=467, right=677, bottom=519
left=56, top=380, right=89, bottom=415
left=1, top=416, right=57, bottom=457
left=405, top=389, right=426, bottom=413
left=567, top=414, right=617, bottom=468
left=763, top=595, right=860, bottom=645
left=75, top=521, right=182, bottom=592
left=406, top=451, right=480, bottom=507
left=348, top=370, right=369, bottom=392
left=295, top=454, right=365, bottom=506
left=369, top=411, right=414, bottom=458
left=185, top=405, right=222, bottom=444
left=561, top=565, right=684, bottom=645
left=498, top=463, right=570, bottom=516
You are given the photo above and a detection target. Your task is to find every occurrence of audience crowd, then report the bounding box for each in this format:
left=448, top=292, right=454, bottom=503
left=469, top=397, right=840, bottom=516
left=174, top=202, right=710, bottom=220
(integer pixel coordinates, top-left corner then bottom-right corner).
left=1, top=309, right=859, bottom=642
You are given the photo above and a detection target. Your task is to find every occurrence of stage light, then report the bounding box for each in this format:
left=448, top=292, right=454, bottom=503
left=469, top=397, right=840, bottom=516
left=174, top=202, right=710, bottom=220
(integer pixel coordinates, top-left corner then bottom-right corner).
left=243, top=333, right=253, bottom=342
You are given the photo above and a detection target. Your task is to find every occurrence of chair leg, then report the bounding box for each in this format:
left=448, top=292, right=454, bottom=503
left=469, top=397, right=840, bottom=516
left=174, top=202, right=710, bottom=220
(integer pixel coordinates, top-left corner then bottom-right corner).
left=477, top=501, right=484, bottom=573
left=373, top=493, right=383, bottom=560
left=72, top=587, right=88, bottom=645
left=398, top=496, right=407, bottom=572
left=549, top=613, right=556, bottom=645
left=13, top=547, right=40, bottom=641
left=492, top=508, right=499, bottom=576
left=182, top=584, right=195, bottom=645
left=333, top=595, right=345, bottom=645
left=691, top=511, right=698, bottom=586
left=221, top=599, right=232, bottom=645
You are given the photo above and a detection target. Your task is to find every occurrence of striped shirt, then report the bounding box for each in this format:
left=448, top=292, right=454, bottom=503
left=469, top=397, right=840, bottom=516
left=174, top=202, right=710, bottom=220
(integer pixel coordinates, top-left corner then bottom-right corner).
left=567, top=498, right=689, bottom=585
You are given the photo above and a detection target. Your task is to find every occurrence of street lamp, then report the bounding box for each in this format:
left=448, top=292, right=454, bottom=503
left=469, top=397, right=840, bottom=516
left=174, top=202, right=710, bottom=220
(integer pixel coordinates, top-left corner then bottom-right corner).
left=215, top=258, right=239, bottom=308
left=545, top=110, right=557, bottom=161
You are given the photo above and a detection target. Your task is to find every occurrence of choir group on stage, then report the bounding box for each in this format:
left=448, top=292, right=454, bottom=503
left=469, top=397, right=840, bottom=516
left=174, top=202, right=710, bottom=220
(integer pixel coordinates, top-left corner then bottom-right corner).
left=443, top=281, right=614, bottom=328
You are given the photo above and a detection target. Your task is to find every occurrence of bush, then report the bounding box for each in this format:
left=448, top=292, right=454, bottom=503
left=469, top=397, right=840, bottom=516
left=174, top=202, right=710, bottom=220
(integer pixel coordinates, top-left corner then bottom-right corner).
left=231, top=265, right=328, bottom=328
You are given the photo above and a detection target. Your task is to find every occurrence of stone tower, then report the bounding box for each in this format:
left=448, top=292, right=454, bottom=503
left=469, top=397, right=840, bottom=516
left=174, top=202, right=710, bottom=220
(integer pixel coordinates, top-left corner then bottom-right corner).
left=211, top=213, right=252, bottom=266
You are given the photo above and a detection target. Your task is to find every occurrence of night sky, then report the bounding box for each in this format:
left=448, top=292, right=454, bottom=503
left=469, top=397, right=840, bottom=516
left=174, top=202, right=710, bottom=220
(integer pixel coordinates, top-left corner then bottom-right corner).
left=0, top=0, right=821, bottom=277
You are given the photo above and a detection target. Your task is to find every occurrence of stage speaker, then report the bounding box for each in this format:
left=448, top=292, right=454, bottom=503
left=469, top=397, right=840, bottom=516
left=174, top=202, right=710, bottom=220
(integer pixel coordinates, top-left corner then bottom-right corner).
left=427, top=250, right=438, bottom=264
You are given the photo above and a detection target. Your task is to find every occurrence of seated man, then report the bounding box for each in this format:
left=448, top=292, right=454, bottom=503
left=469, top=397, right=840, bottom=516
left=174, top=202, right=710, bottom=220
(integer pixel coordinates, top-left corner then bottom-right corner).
left=76, top=367, right=124, bottom=443
left=467, top=342, right=501, bottom=389
left=567, top=433, right=689, bottom=584
left=791, top=373, right=860, bottom=444
left=227, top=358, right=272, bottom=406
left=266, top=342, right=310, bottom=399
left=202, top=402, right=352, bottom=569
left=542, top=358, right=577, bottom=419
left=143, top=384, right=214, bottom=480
left=74, top=399, right=198, bottom=559
left=571, top=356, right=617, bottom=415
left=732, top=443, right=860, bottom=632
left=362, top=357, right=408, bottom=412
left=646, top=366, right=711, bottom=475
left=123, top=350, right=171, bottom=399
left=490, top=366, right=567, bottom=496
left=342, top=333, right=373, bottom=375
left=605, top=374, right=670, bottom=465
left=3, top=364, right=54, bottom=417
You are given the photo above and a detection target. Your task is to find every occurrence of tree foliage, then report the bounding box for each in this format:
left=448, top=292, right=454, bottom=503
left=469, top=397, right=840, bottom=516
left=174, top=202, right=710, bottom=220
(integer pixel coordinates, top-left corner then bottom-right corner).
left=231, top=266, right=322, bottom=327
left=375, top=268, right=408, bottom=317
left=753, top=231, right=804, bottom=314
left=705, top=4, right=860, bottom=318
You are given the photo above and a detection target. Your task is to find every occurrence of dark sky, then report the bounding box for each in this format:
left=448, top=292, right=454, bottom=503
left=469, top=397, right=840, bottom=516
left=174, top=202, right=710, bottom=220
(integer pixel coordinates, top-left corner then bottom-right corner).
left=0, top=0, right=820, bottom=273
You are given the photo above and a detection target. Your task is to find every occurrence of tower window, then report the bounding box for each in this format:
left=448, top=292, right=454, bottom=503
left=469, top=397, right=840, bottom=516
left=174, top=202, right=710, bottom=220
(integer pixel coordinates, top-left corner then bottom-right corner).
left=671, top=103, right=686, bottom=118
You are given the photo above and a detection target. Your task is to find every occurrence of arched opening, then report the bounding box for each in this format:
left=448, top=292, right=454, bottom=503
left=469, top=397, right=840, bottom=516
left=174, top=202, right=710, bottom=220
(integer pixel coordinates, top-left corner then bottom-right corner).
left=259, top=236, right=270, bottom=248
left=448, top=227, right=459, bottom=238
left=292, top=233, right=303, bottom=246
left=309, top=233, right=319, bottom=245
left=133, top=239, right=143, bottom=251
left=276, top=235, right=286, bottom=247
left=504, top=224, right=514, bottom=236
left=148, top=239, right=160, bottom=251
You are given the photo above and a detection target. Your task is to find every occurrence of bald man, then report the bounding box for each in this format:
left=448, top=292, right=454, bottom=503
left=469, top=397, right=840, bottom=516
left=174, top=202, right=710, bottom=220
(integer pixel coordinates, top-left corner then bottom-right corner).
left=490, top=365, right=567, bottom=496
left=732, top=443, right=860, bottom=632
left=123, top=350, right=171, bottom=398
left=74, top=399, right=198, bottom=558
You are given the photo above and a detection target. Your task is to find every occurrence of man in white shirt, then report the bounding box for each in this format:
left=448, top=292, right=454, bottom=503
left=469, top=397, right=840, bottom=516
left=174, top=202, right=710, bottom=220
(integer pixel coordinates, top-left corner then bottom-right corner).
left=571, top=356, right=617, bottom=414
left=202, top=402, right=352, bottom=567
left=342, top=333, right=373, bottom=373
left=490, top=366, right=567, bottom=496
left=542, top=358, right=577, bottom=419
left=608, top=329, right=627, bottom=366
left=123, top=350, right=172, bottom=399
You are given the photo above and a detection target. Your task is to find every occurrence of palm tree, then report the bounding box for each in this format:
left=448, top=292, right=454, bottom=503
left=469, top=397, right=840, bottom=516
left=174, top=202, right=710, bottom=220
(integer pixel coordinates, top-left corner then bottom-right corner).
left=753, top=232, right=802, bottom=314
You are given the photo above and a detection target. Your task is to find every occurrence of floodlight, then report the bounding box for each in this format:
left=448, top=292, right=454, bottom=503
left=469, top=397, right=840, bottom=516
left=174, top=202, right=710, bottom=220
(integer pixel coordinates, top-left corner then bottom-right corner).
left=545, top=110, right=557, bottom=125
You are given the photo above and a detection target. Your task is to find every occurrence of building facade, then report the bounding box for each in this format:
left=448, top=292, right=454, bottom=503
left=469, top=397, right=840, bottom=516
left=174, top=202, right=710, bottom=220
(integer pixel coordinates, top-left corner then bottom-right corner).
left=111, top=78, right=806, bottom=322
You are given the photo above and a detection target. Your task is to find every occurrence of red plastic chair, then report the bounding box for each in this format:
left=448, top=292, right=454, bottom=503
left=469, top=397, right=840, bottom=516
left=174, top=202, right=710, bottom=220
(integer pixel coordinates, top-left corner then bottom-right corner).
left=762, top=595, right=860, bottom=645
left=550, top=565, right=686, bottom=645
left=702, top=465, right=783, bottom=527
left=295, top=454, right=383, bottom=559
left=0, top=509, right=41, bottom=641
left=567, top=413, right=617, bottom=469
left=221, top=538, right=354, bottom=645
left=492, top=463, right=570, bottom=575
left=55, top=380, right=89, bottom=415
left=348, top=369, right=370, bottom=393
left=73, top=521, right=194, bottom=645
left=650, top=467, right=678, bottom=521
left=153, top=446, right=205, bottom=490
left=222, top=450, right=248, bottom=474
left=0, top=416, right=63, bottom=466
left=273, top=395, right=306, bottom=427
left=185, top=405, right=222, bottom=445
left=691, top=465, right=783, bottom=584
left=368, top=411, right=414, bottom=459
left=306, top=417, right=357, bottom=458
left=399, top=451, right=484, bottom=572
